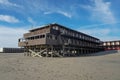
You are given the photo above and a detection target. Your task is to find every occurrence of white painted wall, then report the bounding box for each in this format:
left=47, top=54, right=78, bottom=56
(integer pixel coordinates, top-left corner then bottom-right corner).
left=0, top=48, right=3, bottom=52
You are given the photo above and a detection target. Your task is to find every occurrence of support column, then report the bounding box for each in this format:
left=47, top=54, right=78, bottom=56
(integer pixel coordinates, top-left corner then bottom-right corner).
left=46, top=46, right=48, bottom=57
left=80, top=48, right=83, bottom=55
left=51, top=45, right=53, bottom=57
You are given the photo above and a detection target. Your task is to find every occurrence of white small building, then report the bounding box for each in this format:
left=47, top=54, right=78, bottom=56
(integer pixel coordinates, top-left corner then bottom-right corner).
left=0, top=48, right=3, bottom=53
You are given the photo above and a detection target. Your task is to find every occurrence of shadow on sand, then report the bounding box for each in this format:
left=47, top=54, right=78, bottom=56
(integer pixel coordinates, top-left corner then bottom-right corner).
left=56, top=50, right=120, bottom=58
left=80, top=50, right=120, bottom=57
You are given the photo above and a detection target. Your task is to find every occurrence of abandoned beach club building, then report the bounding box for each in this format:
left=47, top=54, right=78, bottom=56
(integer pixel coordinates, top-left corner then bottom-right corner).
left=18, top=23, right=102, bottom=57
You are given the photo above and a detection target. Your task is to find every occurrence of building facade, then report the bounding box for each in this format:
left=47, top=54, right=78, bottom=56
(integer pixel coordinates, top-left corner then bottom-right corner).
left=0, top=47, right=24, bottom=53
left=18, top=23, right=102, bottom=57
left=102, top=40, right=120, bottom=50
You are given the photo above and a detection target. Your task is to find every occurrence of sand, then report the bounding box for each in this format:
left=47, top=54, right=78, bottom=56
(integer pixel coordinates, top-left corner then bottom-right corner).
left=0, top=51, right=120, bottom=80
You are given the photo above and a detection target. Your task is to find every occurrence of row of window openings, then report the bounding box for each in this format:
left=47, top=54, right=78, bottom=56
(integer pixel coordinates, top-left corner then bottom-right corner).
left=62, top=39, right=97, bottom=46
left=26, top=35, right=57, bottom=40
left=106, top=47, right=120, bottom=49
left=26, top=35, right=45, bottom=40
left=47, top=35, right=57, bottom=40
left=47, top=35, right=99, bottom=45
left=52, top=26, right=99, bottom=42
left=46, top=35, right=97, bottom=46
left=103, top=42, right=120, bottom=45
left=61, top=30, right=99, bottom=42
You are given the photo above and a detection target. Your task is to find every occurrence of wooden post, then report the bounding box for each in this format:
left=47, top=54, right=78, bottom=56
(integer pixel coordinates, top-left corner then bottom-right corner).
left=51, top=45, right=53, bottom=57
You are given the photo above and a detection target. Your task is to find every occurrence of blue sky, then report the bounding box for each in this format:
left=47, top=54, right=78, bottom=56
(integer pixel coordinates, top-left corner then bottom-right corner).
left=0, top=0, right=120, bottom=47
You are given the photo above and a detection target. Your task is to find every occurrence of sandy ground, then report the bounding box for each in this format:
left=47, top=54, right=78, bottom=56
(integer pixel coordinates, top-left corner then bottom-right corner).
left=0, top=51, right=120, bottom=80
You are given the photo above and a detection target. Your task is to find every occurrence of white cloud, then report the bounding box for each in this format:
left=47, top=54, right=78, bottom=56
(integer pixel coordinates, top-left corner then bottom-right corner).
left=78, top=26, right=120, bottom=41
left=0, top=26, right=27, bottom=47
left=28, top=17, right=36, bottom=26
left=92, top=0, right=116, bottom=23
left=18, top=0, right=73, bottom=18
left=0, top=15, right=19, bottom=23
left=57, top=11, right=72, bottom=18
left=80, top=22, right=120, bottom=29
left=81, top=0, right=116, bottom=23
left=101, top=36, right=120, bottom=41
left=79, top=28, right=110, bottom=36
left=0, top=0, right=74, bottom=18
left=44, top=10, right=72, bottom=18
left=0, top=0, right=19, bottom=7
left=44, top=11, right=53, bottom=15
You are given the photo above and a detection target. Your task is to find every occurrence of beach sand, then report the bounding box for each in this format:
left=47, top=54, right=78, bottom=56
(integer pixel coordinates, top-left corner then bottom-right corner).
left=0, top=51, right=120, bottom=80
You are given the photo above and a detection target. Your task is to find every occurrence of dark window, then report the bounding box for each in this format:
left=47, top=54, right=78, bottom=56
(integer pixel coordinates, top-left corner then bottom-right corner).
left=18, top=39, right=20, bottom=42
left=50, top=35, right=52, bottom=39
left=40, top=35, right=42, bottom=38
left=31, top=37, right=34, bottom=40
left=47, top=35, right=49, bottom=38
left=35, top=36, right=39, bottom=39
left=43, top=35, right=45, bottom=38
left=55, top=36, right=57, bottom=40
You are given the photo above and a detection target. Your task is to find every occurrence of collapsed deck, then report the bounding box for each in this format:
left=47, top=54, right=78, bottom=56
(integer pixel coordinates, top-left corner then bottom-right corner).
left=18, top=23, right=103, bottom=57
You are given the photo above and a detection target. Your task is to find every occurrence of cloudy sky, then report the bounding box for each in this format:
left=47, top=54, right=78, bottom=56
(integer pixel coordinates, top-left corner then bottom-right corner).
left=0, top=0, right=120, bottom=47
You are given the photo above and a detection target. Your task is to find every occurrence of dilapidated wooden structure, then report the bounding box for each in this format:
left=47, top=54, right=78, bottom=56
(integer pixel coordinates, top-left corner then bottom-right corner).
left=18, top=23, right=102, bottom=57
